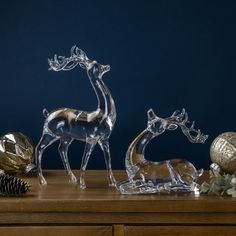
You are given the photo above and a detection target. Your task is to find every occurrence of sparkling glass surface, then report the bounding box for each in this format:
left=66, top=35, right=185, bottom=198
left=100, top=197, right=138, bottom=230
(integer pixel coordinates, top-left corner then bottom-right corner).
left=118, top=108, right=208, bottom=194
left=0, top=133, right=35, bottom=175
left=35, top=46, right=116, bottom=188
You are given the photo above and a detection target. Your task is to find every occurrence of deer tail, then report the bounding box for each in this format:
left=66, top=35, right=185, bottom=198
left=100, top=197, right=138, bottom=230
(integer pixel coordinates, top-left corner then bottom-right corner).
left=43, top=108, right=49, bottom=118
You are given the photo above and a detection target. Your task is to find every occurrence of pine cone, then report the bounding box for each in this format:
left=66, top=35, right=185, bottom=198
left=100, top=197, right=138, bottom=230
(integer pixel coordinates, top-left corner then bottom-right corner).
left=0, top=174, right=30, bottom=195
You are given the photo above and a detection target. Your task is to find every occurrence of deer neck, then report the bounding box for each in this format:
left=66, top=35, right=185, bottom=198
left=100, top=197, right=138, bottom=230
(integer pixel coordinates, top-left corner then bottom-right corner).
left=89, top=74, right=116, bottom=123
left=126, top=129, right=154, bottom=167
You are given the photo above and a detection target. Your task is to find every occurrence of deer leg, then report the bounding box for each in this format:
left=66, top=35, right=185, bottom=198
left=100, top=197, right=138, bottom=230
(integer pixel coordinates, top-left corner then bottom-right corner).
left=166, top=161, right=179, bottom=185
left=35, top=133, right=58, bottom=185
left=58, top=137, right=77, bottom=184
left=98, top=139, right=116, bottom=187
left=79, top=140, right=96, bottom=189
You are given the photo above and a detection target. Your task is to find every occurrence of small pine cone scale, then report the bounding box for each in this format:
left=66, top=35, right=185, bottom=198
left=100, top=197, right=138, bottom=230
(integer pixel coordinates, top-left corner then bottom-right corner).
left=0, top=174, right=30, bottom=195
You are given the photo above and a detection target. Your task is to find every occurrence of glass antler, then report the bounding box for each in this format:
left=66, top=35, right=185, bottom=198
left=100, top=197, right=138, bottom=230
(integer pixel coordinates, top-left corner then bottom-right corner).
left=48, top=45, right=92, bottom=71
left=168, top=108, right=208, bottom=143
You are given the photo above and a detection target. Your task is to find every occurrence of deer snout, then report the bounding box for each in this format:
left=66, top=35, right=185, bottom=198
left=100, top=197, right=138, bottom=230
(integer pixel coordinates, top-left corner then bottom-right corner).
left=101, top=65, right=110, bottom=74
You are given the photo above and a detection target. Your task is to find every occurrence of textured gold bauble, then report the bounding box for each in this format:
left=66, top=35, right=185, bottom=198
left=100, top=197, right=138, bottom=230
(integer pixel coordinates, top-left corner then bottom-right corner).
left=0, top=133, right=34, bottom=175
left=210, top=132, right=236, bottom=174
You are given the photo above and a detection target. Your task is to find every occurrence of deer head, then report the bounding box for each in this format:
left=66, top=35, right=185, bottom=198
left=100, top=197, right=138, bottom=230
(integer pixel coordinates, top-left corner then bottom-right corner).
left=147, top=108, right=208, bottom=144
left=48, top=45, right=110, bottom=79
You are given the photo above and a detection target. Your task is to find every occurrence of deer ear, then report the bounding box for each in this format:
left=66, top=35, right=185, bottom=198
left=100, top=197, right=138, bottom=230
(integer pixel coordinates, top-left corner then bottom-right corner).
left=147, top=108, right=156, bottom=121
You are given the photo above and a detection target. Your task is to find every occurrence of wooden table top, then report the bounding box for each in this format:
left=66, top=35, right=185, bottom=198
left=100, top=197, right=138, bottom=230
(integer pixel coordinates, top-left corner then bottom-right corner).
left=0, top=170, right=235, bottom=214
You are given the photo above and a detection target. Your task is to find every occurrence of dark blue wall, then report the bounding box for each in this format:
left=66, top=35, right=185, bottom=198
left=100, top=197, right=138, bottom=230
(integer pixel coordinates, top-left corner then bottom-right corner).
left=0, top=1, right=235, bottom=170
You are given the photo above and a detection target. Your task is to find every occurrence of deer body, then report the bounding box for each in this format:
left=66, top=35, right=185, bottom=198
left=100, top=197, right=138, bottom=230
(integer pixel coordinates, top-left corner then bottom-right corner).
left=44, top=79, right=115, bottom=141
left=126, top=129, right=203, bottom=189
left=35, top=46, right=116, bottom=188
left=119, top=108, right=208, bottom=194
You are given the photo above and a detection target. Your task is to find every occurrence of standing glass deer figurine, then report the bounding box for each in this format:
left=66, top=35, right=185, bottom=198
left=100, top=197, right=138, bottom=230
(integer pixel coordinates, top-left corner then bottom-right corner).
left=35, top=46, right=116, bottom=189
left=118, top=108, right=208, bottom=194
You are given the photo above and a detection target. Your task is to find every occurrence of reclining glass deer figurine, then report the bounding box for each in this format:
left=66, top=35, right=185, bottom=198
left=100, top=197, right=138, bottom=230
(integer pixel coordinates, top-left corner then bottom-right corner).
left=35, top=46, right=116, bottom=189
left=118, top=108, right=208, bottom=194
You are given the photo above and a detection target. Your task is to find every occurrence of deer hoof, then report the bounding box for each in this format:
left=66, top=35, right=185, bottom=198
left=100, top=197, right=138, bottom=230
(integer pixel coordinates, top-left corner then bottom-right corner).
left=108, top=178, right=117, bottom=187
left=108, top=174, right=117, bottom=187
left=80, top=183, right=86, bottom=189
left=80, top=178, right=86, bottom=189
left=39, top=176, right=47, bottom=185
left=109, top=182, right=116, bottom=187
left=69, top=174, right=77, bottom=184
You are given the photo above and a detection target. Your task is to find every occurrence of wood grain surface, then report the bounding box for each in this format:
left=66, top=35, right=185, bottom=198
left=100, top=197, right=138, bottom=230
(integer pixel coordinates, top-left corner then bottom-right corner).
left=0, top=170, right=235, bottom=236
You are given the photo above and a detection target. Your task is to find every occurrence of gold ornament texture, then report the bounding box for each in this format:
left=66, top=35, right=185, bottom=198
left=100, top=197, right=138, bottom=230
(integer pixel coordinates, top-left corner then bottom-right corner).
left=210, top=132, right=236, bottom=174
left=0, top=133, right=35, bottom=175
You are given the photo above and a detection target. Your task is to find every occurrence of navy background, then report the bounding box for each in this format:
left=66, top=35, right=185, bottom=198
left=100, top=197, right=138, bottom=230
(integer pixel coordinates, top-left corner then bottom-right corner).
left=0, top=1, right=235, bottom=170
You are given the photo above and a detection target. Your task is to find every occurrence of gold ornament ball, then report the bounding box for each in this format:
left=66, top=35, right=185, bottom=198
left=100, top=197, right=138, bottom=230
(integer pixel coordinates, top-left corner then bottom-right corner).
left=0, top=133, right=35, bottom=175
left=210, top=132, right=236, bottom=174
